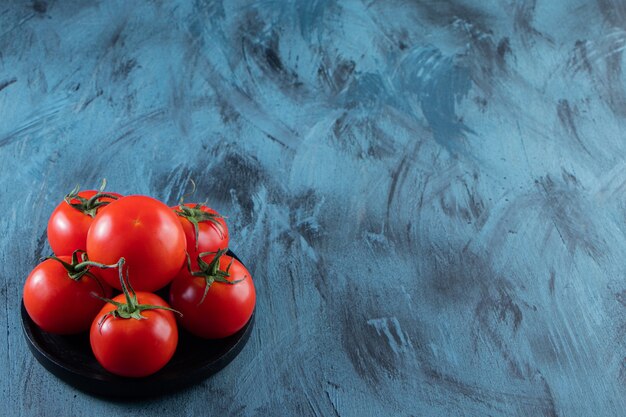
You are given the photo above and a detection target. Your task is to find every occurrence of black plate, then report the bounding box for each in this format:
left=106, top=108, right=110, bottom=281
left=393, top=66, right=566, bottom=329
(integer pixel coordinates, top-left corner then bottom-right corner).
left=21, top=252, right=255, bottom=399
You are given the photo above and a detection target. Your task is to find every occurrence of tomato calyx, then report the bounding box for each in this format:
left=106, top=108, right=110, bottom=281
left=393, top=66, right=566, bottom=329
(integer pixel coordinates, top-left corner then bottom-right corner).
left=174, top=203, right=225, bottom=250
left=96, top=258, right=181, bottom=331
left=64, top=179, right=120, bottom=218
left=188, top=249, right=244, bottom=305
left=46, top=250, right=117, bottom=293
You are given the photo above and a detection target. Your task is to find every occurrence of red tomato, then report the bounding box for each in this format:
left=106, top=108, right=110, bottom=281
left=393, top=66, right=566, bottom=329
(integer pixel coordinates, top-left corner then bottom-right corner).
left=169, top=252, right=255, bottom=339
left=173, top=203, right=229, bottom=269
left=86, top=195, right=187, bottom=292
left=47, top=189, right=122, bottom=256
left=23, top=256, right=112, bottom=334
left=90, top=292, right=178, bottom=377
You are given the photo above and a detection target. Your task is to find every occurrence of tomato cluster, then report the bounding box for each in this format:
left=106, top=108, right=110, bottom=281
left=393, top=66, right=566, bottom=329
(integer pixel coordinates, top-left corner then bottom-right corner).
left=23, top=183, right=256, bottom=378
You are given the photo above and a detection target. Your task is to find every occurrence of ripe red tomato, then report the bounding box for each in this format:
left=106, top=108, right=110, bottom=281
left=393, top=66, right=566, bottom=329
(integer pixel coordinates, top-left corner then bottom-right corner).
left=90, top=292, right=178, bottom=377
left=47, top=189, right=122, bottom=256
left=86, top=195, right=187, bottom=292
left=169, top=252, right=255, bottom=339
left=173, top=203, right=229, bottom=269
left=23, top=256, right=112, bottom=334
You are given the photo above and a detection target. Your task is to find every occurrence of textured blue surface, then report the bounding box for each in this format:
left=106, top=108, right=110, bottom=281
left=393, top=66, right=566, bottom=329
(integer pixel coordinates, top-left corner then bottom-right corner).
left=2, top=0, right=626, bottom=416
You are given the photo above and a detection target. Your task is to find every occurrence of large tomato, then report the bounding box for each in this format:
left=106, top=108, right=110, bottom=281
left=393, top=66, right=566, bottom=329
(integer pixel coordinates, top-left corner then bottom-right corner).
left=47, top=189, right=122, bottom=256
left=23, top=255, right=112, bottom=334
left=90, top=292, right=178, bottom=377
left=173, top=203, right=229, bottom=269
left=169, top=251, right=255, bottom=339
left=86, top=195, right=187, bottom=292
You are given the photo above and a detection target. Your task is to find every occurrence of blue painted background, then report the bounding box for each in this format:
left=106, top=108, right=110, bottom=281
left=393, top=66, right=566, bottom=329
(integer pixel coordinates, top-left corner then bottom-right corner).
left=2, top=1, right=626, bottom=416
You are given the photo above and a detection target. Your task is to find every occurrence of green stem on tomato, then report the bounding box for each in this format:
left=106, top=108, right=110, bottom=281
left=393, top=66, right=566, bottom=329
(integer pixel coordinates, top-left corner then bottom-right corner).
left=63, top=179, right=119, bottom=218
left=73, top=259, right=120, bottom=271
left=45, top=250, right=114, bottom=296
left=96, top=258, right=181, bottom=332
left=178, top=178, right=197, bottom=205
left=174, top=203, right=225, bottom=250
left=186, top=248, right=244, bottom=305
left=46, top=250, right=118, bottom=280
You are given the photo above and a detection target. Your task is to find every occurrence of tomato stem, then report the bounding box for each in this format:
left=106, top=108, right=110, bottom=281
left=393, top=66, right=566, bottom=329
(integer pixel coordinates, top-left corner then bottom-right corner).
left=64, top=179, right=119, bottom=218
left=74, top=260, right=121, bottom=271
left=174, top=204, right=225, bottom=250
left=45, top=250, right=113, bottom=296
left=178, top=178, right=197, bottom=205
left=186, top=249, right=244, bottom=305
left=96, top=258, right=181, bottom=331
left=46, top=250, right=118, bottom=278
